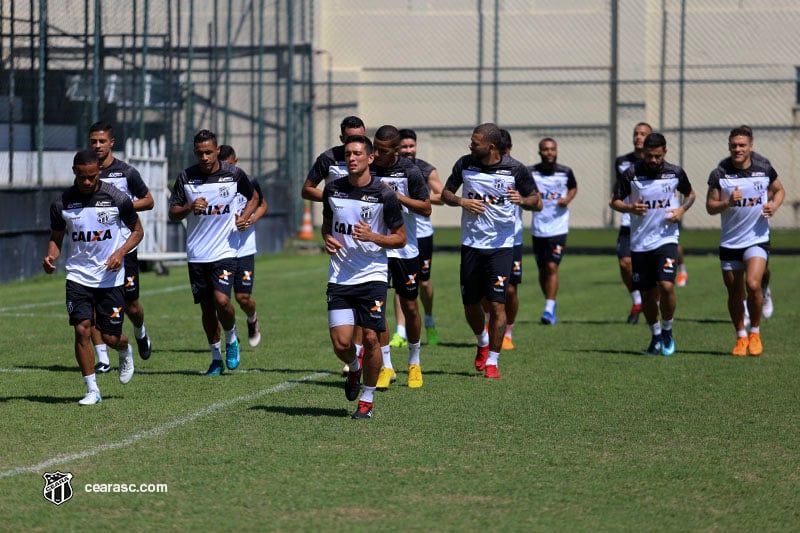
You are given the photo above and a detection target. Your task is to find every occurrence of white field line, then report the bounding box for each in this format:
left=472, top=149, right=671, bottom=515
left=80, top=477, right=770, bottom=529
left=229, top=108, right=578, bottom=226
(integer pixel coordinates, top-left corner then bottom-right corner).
left=0, top=371, right=330, bottom=479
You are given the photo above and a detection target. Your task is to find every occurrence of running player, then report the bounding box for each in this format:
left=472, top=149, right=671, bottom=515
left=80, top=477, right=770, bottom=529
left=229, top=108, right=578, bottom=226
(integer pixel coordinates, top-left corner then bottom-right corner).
left=88, top=122, right=154, bottom=371
left=529, top=137, right=578, bottom=325
left=611, top=133, right=696, bottom=356
left=168, top=130, right=259, bottom=375
left=219, top=145, right=269, bottom=347
left=322, top=134, right=406, bottom=419
left=441, top=123, right=541, bottom=378
left=43, top=150, right=143, bottom=405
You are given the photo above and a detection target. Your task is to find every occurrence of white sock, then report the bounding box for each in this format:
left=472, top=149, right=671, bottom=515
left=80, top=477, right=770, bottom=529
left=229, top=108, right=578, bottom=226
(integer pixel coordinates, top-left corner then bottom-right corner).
left=396, top=324, right=407, bottom=339
left=476, top=330, right=489, bottom=347
left=95, top=344, right=109, bottom=365
left=631, top=290, right=642, bottom=305
left=408, top=342, right=421, bottom=366
left=505, top=323, right=514, bottom=338
left=679, top=264, right=687, bottom=274
left=424, top=314, right=435, bottom=328
left=545, top=299, right=556, bottom=313
left=354, top=343, right=363, bottom=357
left=750, top=326, right=760, bottom=334
left=210, top=342, right=223, bottom=361
left=661, top=319, right=673, bottom=332
left=360, top=386, right=376, bottom=403
left=650, top=323, right=662, bottom=336
left=381, top=344, right=393, bottom=369
left=350, top=354, right=361, bottom=371
left=737, top=330, right=747, bottom=338
left=133, top=324, right=146, bottom=339
left=247, top=312, right=257, bottom=323
left=84, top=374, right=98, bottom=393
left=224, top=325, right=238, bottom=345
left=486, top=350, right=499, bottom=367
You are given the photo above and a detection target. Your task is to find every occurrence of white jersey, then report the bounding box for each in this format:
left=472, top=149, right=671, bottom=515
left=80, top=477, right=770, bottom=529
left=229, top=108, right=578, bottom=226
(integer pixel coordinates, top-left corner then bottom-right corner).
left=49, top=181, right=139, bottom=288
left=529, top=162, right=577, bottom=238
left=322, top=176, right=405, bottom=285
left=615, top=153, right=640, bottom=228
left=445, top=154, right=537, bottom=250
left=306, top=145, right=349, bottom=187
left=235, top=174, right=265, bottom=258
left=99, top=158, right=149, bottom=249
left=411, top=157, right=437, bottom=238
left=372, top=157, right=428, bottom=260
left=708, top=158, right=777, bottom=249
left=169, top=162, right=253, bottom=263
left=614, top=160, right=693, bottom=253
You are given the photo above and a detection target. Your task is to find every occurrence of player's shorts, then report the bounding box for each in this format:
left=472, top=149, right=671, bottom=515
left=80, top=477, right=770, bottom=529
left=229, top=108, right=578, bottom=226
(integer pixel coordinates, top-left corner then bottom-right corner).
left=532, top=234, right=567, bottom=268
left=122, top=250, right=140, bottom=302
left=326, top=280, right=388, bottom=332
left=387, top=256, right=420, bottom=300
left=188, top=258, right=237, bottom=304
left=631, top=243, right=678, bottom=291
left=417, top=235, right=433, bottom=282
left=460, top=245, right=513, bottom=306
left=616, top=225, right=631, bottom=259
left=719, top=242, right=770, bottom=271
left=510, top=244, right=523, bottom=286
left=234, top=254, right=256, bottom=294
left=65, top=280, right=125, bottom=336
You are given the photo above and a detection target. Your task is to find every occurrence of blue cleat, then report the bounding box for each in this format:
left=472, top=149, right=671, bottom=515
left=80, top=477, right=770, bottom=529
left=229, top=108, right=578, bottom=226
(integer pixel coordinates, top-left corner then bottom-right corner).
left=643, top=336, right=662, bottom=355
left=225, top=339, right=240, bottom=370
left=661, top=331, right=676, bottom=356
left=540, top=303, right=557, bottom=325
left=205, top=359, right=223, bottom=376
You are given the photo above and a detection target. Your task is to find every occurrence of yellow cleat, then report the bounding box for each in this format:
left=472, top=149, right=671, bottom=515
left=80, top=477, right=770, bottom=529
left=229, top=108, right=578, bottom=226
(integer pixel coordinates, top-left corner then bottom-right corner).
left=732, top=336, right=748, bottom=357
left=747, top=332, right=762, bottom=356
left=407, top=364, right=423, bottom=388
left=376, top=367, right=397, bottom=390
left=501, top=335, right=515, bottom=350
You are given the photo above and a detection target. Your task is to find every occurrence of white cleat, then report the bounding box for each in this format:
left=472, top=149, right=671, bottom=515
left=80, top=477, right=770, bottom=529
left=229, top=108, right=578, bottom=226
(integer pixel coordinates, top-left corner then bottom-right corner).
left=78, top=390, right=102, bottom=405
left=762, top=288, right=773, bottom=319
left=119, top=344, right=134, bottom=384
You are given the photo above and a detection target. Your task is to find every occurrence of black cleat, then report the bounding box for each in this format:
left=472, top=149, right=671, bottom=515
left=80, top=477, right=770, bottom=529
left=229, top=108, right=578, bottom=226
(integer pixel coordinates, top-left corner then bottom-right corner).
left=94, top=362, right=111, bottom=374
left=136, top=335, right=152, bottom=360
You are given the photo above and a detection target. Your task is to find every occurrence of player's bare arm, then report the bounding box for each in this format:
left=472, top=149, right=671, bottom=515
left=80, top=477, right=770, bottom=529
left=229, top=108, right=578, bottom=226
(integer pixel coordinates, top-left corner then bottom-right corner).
left=353, top=220, right=407, bottom=249
left=42, top=230, right=65, bottom=274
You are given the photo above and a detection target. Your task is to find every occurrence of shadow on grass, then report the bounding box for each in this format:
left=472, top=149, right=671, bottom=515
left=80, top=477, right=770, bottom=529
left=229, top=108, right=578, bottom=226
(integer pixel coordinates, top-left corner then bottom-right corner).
left=571, top=348, right=732, bottom=357
left=13, top=364, right=76, bottom=373
left=248, top=405, right=349, bottom=417
left=0, top=395, right=118, bottom=404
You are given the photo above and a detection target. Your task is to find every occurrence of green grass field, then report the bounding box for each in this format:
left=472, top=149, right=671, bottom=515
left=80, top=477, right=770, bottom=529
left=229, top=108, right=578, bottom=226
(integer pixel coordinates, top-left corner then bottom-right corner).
left=1, top=251, right=798, bottom=531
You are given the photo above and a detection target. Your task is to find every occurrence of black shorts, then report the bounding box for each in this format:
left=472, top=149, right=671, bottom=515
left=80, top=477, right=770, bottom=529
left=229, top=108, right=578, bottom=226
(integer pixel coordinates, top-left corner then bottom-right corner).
left=123, top=250, right=140, bottom=302
left=460, top=245, right=513, bottom=306
left=188, top=258, right=237, bottom=304
left=510, top=244, right=523, bottom=286
left=234, top=254, right=256, bottom=294
left=631, top=243, right=678, bottom=291
left=65, top=280, right=125, bottom=336
left=417, top=235, right=433, bottom=282
left=719, top=242, right=770, bottom=270
left=616, top=226, right=631, bottom=259
left=388, top=256, right=421, bottom=300
left=327, top=281, right=388, bottom=332
left=532, top=234, right=567, bottom=268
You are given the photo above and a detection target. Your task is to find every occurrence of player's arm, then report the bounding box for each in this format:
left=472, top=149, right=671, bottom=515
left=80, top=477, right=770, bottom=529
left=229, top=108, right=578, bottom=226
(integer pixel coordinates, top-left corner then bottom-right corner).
left=397, top=194, right=431, bottom=217
left=426, top=168, right=444, bottom=205
left=763, top=177, right=785, bottom=219
left=168, top=177, right=201, bottom=221
left=320, top=215, right=343, bottom=255
left=42, top=230, right=65, bottom=274
left=301, top=178, right=324, bottom=202
left=133, top=191, right=155, bottom=212
left=667, top=188, right=695, bottom=223
left=558, top=185, right=578, bottom=208
left=106, top=217, right=144, bottom=272
left=442, top=177, right=485, bottom=215
left=248, top=190, right=269, bottom=224
left=705, top=185, right=729, bottom=215
left=353, top=221, right=406, bottom=250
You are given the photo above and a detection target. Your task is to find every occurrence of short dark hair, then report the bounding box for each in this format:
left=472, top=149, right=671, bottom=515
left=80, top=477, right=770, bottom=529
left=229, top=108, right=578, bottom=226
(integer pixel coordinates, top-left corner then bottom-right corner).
left=340, top=116, right=365, bottom=135
left=538, top=137, right=556, bottom=150
left=634, top=122, right=653, bottom=133
left=398, top=128, right=417, bottom=141
left=88, top=121, right=114, bottom=136
left=343, top=135, right=373, bottom=155
left=218, top=144, right=236, bottom=161
left=497, top=129, right=512, bottom=154
left=643, top=132, right=667, bottom=150
left=73, top=149, right=99, bottom=166
left=374, top=125, right=400, bottom=147
left=194, top=129, right=217, bottom=146
left=729, top=126, right=753, bottom=141
left=473, top=123, right=502, bottom=147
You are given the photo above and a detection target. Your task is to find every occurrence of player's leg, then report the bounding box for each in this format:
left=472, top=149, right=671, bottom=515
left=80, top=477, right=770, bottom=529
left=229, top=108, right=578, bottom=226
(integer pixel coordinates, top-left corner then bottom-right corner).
left=743, top=247, right=768, bottom=356
left=655, top=244, right=678, bottom=356
left=234, top=254, right=261, bottom=347
left=211, top=258, right=240, bottom=370
left=123, top=251, right=151, bottom=359
left=95, top=285, right=134, bottom=385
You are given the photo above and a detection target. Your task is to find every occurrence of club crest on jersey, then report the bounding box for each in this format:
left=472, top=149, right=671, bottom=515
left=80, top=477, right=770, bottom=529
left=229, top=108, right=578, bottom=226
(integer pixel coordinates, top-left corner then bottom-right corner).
left=96, top=210, right=115, bottom=225
left=494, top=178, right=506, bottom=190
left=43, top=471, right=73, bottom=506
left=360, top=205, right=374, bottom=220
left=219, top=185, right=231, bottom=198
left=662, top=183, right=672, bottom=193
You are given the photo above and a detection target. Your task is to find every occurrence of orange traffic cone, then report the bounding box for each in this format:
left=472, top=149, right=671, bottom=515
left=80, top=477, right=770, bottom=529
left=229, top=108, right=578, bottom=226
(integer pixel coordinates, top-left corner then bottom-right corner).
left=297, top=202, right=314, bottom=240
